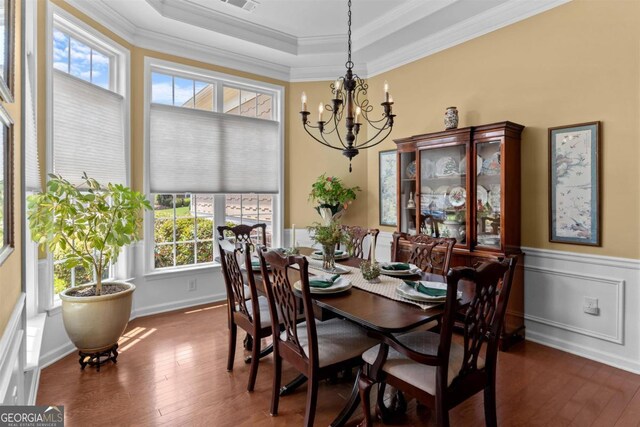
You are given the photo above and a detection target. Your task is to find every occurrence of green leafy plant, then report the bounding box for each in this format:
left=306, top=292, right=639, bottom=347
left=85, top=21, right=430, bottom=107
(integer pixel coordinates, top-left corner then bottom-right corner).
left=307, top=220, right=347, bottom=247
left=27, top=173, right=151, bottom=295
left=308, top=174, right=361, bottom=211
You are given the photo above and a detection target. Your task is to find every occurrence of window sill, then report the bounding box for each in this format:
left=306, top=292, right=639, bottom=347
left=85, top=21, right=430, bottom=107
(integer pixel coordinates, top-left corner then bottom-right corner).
left=143, top=263, right=221, bottom=281
left=25, top=313, right=47, bottom=371
left=46, top=304, right=62, bottom=317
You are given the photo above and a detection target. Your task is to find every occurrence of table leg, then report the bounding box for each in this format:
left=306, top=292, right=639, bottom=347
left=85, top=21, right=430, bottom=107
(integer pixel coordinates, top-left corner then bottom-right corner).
left=279, top=373, right=307, bottom=396
left=329, top=368, right=361, bottom=427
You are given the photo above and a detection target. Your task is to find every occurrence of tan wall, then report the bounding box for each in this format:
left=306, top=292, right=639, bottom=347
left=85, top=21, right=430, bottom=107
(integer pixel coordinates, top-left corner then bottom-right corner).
left=287, top=81, right=369, bottom=227
left=0, top=1, right=23, bottom=335
left=366, top=0, right=640, bottom=259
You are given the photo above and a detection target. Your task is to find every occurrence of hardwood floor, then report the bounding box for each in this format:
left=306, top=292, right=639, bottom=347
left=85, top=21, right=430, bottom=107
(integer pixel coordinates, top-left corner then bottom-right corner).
left=37, top=303, right=640, bottom=426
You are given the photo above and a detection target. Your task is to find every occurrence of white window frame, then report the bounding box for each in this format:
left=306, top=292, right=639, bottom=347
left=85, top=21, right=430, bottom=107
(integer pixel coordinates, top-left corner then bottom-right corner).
left=143, top=57, right=285, bottom=275
left=43, top=3, right=131, bottom=310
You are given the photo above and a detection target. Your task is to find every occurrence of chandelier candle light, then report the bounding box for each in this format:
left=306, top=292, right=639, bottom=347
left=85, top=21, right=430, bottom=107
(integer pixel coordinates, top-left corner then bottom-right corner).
left=299, top=0, right=396, bottom=172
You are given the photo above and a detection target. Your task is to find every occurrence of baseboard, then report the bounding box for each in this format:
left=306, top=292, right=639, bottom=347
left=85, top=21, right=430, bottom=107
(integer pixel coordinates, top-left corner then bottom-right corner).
left=39, top=342, right=76, bottom=370
left=525, top=329, right=640, bottom=375
left=131, top=293, right=226, bottom=318
left=25, top=368, right=41, bottom=405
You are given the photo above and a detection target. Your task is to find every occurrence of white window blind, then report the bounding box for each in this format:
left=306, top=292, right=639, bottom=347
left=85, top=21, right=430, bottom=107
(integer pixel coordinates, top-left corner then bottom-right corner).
left=25, top=57, right=41, bottom=191
left=149, top=103, right=280, bottom=194
left=52, top=70, right=126, bottom=187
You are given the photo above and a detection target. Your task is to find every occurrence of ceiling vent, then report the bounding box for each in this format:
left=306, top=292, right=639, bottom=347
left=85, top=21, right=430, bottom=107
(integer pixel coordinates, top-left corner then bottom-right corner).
left=220, top=0, right=259, bottom=12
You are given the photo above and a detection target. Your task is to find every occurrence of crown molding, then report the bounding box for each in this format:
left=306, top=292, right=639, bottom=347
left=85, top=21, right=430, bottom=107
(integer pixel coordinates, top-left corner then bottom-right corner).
left=63, top=0, right=136, bottom=43
left=146, top=0, right=299, bottom=55
left=365, top=0, right=572, bottom=78
left=353, top=0, right=458, bottom=50
left=289, top=63, right=368, bottom=83
left=133, top=28, right=291, bottom=81
left=59, top=0, right=572, bottom=83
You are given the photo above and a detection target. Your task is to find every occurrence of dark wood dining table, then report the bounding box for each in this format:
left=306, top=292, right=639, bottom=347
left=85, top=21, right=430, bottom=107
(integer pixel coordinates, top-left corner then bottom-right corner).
left=254, top=248, right=474, bottom=426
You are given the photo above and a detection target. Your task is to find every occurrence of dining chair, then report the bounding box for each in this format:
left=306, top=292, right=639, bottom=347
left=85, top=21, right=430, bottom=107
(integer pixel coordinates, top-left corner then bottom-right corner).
left=258, top=249, right=379, bottom=427
left=340, top=225, right=380, bottom=260
left=391, top=233, right=455, bottom=276
left=217, top=223, right=268, bottom=351
left=357, top=257, right=517, bottom=427
left=219, top=239, right=273, bottom=392
left=217, top=223, right=268, bottom=249
left=407, top=236, right=456, bottom=276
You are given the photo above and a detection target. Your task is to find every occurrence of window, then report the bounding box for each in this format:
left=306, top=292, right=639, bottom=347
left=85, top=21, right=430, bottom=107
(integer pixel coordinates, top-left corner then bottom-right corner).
left=151, top=72, right=214, bottom=111
left=153, top=194, right=215, bottom=268
left=47, top=10, right=129, bottom=296
left=146, top=59, right=283, bottom=272
left=225, top=194, right=273, bottom=246
left=53, top=28, right=111, bottom=89
left=223, top=87, right=273, bottom=119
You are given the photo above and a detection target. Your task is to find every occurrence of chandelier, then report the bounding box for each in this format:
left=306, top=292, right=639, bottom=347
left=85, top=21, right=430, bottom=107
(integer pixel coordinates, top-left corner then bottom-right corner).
left=299, top=0, right=395, bottom=172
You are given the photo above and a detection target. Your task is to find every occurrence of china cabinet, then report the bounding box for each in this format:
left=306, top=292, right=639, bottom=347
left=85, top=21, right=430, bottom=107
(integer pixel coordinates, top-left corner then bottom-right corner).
left=393, top=121, right=525, bottom=349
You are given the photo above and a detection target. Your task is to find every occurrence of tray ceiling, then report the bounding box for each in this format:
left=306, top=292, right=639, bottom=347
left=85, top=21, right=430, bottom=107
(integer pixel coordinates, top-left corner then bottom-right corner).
left=64, top=0, right=571, bottom=81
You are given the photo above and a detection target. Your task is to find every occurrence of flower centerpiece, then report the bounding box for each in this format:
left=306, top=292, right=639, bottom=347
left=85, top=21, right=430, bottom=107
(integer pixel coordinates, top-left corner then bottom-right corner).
left=309, top=174, right=360, bottom=225
left=307, top=220, right=347, bottom=271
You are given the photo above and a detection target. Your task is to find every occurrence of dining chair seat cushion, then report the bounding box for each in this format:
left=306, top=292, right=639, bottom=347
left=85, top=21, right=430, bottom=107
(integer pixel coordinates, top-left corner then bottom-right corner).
left=238, top=296, right=272, bottom=330
left=362, top=330, right=485, bottom=395
left=282, top=319, right=379, bottom=368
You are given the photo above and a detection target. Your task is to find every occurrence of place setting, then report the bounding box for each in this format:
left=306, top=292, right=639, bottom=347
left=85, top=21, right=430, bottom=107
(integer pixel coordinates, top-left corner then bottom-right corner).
left=294, top=273, right=353, bottom=295
left=378, top=261, right=422, bottom=277
left=396, top=280, right=463, bottom=303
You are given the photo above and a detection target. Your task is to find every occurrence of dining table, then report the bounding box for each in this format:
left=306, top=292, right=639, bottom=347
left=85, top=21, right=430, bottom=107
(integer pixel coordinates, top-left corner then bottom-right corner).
left=253, top=247, right=474, bottom=427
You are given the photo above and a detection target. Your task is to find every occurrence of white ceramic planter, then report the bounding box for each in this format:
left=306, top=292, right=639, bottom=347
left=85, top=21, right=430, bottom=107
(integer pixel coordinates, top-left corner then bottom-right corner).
left=59, top=281, right=135, bottom=353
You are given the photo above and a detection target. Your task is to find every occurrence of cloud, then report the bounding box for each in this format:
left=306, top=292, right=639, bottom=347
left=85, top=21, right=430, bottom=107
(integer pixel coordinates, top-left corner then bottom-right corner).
left=152, top=81, right=173, bottom=104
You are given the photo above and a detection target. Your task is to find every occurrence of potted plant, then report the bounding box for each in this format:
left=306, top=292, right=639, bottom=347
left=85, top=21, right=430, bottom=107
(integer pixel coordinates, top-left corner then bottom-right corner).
left=308, top=174, right=360, bottom=224
left=307, top=220, right=347, bottom=270
left=28, top=173, right=151, bottom=364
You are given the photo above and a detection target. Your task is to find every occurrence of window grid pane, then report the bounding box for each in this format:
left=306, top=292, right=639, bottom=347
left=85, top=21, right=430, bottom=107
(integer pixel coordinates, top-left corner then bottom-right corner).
left=53, top=28, right=112, bottom=91
left=153, top=193, right=216, bottom=269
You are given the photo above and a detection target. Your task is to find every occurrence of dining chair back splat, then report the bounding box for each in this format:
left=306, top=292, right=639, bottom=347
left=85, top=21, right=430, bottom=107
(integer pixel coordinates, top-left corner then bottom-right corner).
left=408, top=237, right=456, bottom=275
left=259, top=249, right=379, bottom=427
left=340, top=225, right=380, bottom=260
left=217, top=223, right=268, bottom=249
left=392, top=232, right=456, bottom=276
left=218, top=240, right=272, bottom=392
left=358, top=257, right=517, bottom=427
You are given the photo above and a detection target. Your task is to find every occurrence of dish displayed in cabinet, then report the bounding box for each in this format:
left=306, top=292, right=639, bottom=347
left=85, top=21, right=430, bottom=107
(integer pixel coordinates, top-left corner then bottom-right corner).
left=435, top=157, right=458, bottom=177
left=406, top=160, right=417, bottom=179
left=448, top=186, right=466, bottom=207
left=481, top=152, right=501, bottom=175
left=489, top=184, right=501, bottom=212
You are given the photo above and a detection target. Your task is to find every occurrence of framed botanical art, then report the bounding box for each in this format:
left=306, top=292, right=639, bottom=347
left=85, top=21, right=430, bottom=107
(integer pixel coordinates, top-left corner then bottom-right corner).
left=379, top=149, right=397, bottom=226
left=548, top=121, right=600, bottom=246
left=0, top=104, right=13, bottom=265
left=0, top=0, right=14, bottom=102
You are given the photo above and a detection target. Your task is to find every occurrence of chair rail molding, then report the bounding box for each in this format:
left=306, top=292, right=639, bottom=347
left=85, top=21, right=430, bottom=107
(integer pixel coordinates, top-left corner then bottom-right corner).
left=522, top=246, right=640, bottom=374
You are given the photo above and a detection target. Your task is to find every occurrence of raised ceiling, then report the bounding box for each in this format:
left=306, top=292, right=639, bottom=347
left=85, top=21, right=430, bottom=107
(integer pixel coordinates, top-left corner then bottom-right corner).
left=65, top=0, right=570, bottom=81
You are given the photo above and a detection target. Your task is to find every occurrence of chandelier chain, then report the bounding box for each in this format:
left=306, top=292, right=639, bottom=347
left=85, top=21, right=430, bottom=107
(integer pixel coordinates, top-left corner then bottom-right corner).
left=346, top=0, right=353, bottom=70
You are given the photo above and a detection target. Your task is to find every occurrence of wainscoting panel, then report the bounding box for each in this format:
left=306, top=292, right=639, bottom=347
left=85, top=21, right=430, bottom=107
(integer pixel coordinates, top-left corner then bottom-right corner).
left=523, top=247, right=640, bottom=374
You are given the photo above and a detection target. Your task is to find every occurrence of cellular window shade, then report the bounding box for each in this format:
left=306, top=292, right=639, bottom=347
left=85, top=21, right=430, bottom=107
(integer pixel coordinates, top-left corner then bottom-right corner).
left=25, top=58, right=41, bottom=191
left=52, top=70, right=126, bottom=187
left=149, top=103, right=280, bottom=194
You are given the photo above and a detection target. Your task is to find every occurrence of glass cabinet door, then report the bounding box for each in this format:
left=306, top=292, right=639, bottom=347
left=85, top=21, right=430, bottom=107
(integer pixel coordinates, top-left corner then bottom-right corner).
left=399, top=151, right=417, bottom=234
left=418, top=144, right=468, bottom=246
left=475, top=140, right=502, bottom=249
